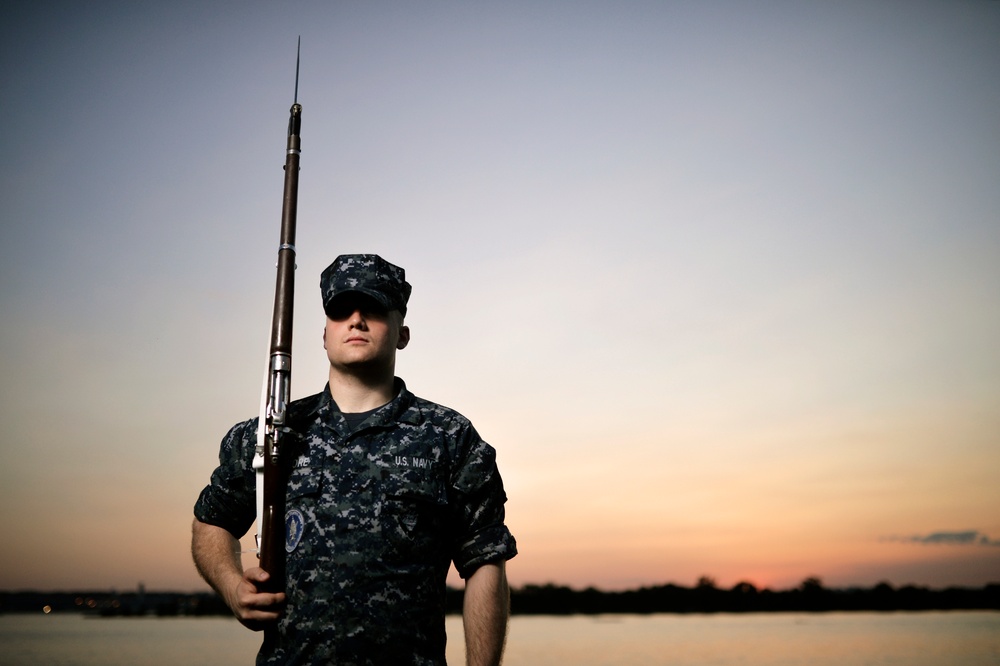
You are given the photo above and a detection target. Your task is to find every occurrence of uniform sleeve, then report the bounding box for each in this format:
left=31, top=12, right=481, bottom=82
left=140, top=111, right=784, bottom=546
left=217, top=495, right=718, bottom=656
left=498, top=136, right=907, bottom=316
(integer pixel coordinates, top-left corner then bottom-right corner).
left=193, top=418, right=258, bottom=539
left=448, top=425, right=517, bottom=579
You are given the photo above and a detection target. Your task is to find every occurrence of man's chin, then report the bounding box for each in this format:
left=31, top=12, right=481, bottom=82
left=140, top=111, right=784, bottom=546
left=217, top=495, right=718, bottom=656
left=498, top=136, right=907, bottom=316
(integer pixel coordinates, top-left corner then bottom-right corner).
left=331, top=357, right=392, bottom=375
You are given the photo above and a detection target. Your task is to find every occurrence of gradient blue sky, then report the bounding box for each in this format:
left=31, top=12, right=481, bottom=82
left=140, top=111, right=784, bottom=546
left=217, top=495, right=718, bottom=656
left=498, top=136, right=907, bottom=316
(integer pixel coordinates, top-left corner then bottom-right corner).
left=1, top=1, right=998, bottom=592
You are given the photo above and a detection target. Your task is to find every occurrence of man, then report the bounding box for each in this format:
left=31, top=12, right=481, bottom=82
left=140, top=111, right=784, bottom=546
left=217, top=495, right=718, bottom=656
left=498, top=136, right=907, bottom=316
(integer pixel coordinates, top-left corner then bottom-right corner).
left=192, top=254, right=517, bottom=665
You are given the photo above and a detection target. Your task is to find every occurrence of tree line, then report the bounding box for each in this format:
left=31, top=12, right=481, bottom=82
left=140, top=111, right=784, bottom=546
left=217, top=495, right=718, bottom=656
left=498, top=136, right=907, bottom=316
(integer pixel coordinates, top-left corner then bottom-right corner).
left=4, top=577, right=998, bottom=617
left=489, top=577, right=1000, bottom=615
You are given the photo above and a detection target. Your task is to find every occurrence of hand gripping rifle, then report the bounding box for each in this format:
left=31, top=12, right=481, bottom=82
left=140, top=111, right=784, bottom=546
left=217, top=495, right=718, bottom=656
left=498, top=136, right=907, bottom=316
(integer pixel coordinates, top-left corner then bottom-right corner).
left=252, top=40, right=302, bottom=594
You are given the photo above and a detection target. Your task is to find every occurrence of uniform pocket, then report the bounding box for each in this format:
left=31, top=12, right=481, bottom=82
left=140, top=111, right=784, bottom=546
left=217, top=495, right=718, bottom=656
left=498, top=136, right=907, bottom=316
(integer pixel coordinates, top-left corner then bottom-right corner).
left=283, top=467, right=321, bottom=558
left=381, top=477, right=449, bottom=564
left=286, top=466, right=321, bottom=501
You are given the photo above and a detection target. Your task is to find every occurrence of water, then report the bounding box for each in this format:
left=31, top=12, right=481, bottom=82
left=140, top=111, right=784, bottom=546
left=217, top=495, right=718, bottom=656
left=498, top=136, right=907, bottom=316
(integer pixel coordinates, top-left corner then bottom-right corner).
left=502, top=612, right=1000, bottom=665
left=1, top=611, right=997, bottom=665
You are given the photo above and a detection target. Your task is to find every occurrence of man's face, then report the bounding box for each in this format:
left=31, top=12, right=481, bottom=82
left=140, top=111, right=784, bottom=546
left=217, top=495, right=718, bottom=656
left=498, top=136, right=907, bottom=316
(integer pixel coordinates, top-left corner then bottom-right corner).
left=323, top=292, right=409, bottom=374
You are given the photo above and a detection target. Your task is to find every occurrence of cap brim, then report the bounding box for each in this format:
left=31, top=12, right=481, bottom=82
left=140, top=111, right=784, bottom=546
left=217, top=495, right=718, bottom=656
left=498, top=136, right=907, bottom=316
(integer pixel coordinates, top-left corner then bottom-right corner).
left=323, top=289, right=394, bottom=317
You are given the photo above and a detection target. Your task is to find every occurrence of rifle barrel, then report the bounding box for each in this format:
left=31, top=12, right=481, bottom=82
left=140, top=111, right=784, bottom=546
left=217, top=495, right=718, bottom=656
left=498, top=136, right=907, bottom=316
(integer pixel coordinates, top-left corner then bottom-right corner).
left=258, top=43, right=302, bottom=593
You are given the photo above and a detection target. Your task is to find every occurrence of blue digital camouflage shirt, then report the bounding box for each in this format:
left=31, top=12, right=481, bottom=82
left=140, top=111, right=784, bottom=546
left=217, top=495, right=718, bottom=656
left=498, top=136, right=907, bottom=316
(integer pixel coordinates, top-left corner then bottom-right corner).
left=194, top=379, right=517, bottom=665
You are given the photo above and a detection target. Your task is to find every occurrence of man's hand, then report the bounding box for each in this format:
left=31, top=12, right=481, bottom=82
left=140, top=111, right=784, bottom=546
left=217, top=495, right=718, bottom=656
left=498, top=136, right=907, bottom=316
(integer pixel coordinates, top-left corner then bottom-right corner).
left=191, top=519, right=285, bottom=631
left=225, top=567, right=286, bottom=631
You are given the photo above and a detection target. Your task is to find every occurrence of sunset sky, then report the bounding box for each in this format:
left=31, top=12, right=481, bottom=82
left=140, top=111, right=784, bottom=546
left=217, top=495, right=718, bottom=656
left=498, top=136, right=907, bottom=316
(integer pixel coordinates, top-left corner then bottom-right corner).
left=1, top=1, right=998, bottom=594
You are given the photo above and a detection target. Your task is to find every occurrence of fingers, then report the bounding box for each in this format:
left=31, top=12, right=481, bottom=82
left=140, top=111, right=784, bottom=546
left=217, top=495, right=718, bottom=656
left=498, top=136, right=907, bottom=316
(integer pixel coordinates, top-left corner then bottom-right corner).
left=244, top=566, right=270, bottom=584
left=240, top=566, right=268, bottom=593
left=232, top=568, right=286, bottom=630
left=241, top=568, right=286, bottom=603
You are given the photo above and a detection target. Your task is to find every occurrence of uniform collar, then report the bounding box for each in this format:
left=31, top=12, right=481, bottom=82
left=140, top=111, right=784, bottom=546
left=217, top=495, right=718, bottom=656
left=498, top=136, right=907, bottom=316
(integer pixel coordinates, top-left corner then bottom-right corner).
left=294, top=378, right=423, bottom=431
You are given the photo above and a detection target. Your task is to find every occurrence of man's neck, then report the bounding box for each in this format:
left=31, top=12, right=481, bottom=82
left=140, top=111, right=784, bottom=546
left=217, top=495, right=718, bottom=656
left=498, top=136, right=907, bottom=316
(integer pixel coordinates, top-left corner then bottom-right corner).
left=327, top=367, right=396, bottom=413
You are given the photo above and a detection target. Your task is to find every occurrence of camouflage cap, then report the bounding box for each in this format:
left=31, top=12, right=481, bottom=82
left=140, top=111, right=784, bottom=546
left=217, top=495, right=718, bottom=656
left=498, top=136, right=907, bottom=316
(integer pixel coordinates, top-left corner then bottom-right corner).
left=320, top=254, right=412, bottom=317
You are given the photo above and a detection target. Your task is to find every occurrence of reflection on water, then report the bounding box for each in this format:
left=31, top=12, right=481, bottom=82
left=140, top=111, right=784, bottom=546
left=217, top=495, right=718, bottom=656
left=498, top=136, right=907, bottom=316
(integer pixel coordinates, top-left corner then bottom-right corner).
left=493, top=612, right=1000, bottom=665
left=0, top=615, right=258, bottom=666
left=1, top=611, right=997, bottom=666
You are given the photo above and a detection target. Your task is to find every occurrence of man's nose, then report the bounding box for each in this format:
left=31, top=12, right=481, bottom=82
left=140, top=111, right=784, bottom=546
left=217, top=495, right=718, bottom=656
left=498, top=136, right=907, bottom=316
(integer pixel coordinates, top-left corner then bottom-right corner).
left=348, top=310, right=367, bottom=327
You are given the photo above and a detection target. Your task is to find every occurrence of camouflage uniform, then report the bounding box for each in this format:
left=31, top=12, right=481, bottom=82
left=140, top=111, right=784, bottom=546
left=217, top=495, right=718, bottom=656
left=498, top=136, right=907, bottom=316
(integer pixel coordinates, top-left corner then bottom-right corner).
left=194, top=379, right=517, bottom=665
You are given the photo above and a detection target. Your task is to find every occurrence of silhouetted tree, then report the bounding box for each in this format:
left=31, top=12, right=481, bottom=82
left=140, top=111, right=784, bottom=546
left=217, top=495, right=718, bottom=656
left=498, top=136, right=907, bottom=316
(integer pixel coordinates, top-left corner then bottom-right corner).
left=800, top=576, right=824, bottom=592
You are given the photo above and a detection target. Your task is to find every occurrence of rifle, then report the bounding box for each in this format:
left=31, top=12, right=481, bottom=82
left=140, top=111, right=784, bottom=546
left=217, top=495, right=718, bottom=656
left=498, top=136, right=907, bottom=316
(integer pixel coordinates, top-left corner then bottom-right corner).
left=253, top=39, right=302, bottom=594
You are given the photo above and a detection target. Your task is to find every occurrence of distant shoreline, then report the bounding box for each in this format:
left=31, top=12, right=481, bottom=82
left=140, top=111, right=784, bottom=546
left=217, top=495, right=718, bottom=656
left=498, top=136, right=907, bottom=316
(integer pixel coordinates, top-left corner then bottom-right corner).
left=3, top=580, right=998, bottom=617
left=502, top=580, right=1000, bottom=615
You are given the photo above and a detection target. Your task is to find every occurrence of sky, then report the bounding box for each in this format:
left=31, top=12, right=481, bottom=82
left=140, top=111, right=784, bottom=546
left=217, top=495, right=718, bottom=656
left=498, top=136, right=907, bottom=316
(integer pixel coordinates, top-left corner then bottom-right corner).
left=1, top=0, right=998, bottom=594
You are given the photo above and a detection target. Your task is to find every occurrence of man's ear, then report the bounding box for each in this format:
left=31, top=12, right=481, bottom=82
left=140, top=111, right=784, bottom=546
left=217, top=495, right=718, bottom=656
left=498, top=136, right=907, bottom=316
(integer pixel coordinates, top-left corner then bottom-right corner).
left=322, top=325, right=328, bottom=349
left=397, top=325, right=410, bottom=350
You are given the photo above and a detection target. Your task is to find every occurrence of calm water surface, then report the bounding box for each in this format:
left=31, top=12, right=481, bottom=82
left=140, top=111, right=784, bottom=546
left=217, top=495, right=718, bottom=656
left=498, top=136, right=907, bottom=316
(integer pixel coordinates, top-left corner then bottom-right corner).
left=1, top=611, right=997, bottom=665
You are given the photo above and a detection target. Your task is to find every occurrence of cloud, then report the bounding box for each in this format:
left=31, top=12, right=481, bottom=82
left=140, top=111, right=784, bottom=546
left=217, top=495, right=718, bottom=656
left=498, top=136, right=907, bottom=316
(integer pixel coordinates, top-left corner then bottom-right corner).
left=883, top=530, right=1000, bottom=547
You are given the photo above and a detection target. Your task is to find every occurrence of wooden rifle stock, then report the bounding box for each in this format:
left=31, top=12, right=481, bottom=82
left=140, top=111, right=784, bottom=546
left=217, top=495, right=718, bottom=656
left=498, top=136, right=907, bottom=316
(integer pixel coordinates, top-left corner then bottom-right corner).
left=258, top=43, right=302, bottom=594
